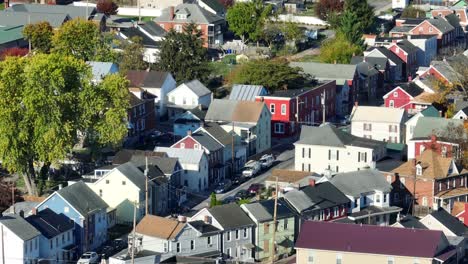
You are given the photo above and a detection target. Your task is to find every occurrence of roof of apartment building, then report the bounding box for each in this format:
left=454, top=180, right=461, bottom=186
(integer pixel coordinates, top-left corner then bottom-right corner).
left=289, top=62, right=356, bottom=85
left=391, top=149, right=455, bottom=179
left=229, top=84, right=267, bottom=101
left=296, top=124, right=385, bottom=150
left=135, top=215, right=185, bottom=239
left=0, top=214, right=41, bottom=241
left=412, top=117, right=463, bottom=140
left=351, top=106, right=406, bottom=124
left=205, top=99, right=266, bottom=123
left=242, top=198, right=295, bottom=223
left=296, top=221, right=449, bottom=259
left=329, top=170, right=392, bottom=198
left=26, top=208, right=74, bottom=239
left=208, top=203, right=254, bottom=230
left=154, top=3, right=224, bottom=24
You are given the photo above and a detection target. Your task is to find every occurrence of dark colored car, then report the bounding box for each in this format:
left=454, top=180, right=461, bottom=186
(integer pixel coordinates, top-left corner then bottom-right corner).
left=232, top=176, right=247, bottom=186
left=247, top=183, right=264, bottom=194
left=234, top=189, right=251, bottom=200
left=223, top=196, right=237, bottom=204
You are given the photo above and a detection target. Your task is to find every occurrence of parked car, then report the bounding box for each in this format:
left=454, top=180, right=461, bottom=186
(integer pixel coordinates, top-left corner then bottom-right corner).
left=77, top=252, right=99, bottom=264
left=259, top=154, right=274, bottom=169
left=234, top=189, right=251, bottom=200
left=223, top=196, right=237, bottom=204
left=215, top=179, right=232, bottom=194
left=232, top=176, right=247, bottom=186
left=242, top=160, right=261, bottom=178
left=248, top=183, right=264, bottom=195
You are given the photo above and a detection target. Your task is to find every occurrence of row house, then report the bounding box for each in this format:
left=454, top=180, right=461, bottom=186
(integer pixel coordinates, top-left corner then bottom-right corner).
left=418, top=59, right=460, bottom=86
left=430, top=8, right=468, bottom=34
left=328, top=170, right=402, bottom=226
left=353, top=60, right=380, bottom=101
left=127, top=88, right=157, bottom=139
left=350, top=106, right=407, bottom=144
left=154, top=4, right=226, bottom=48
left=294, top=124, right=386, bottom=174
left=290, top=62, right=358, bottom=113
left=390, top=18, right=426, bottom=38
left=405, top=106, right=441, bottom=145
left=283, top=181, right=349, bottom=223
left=0, top=214, right=40, bottom=264
left=383, top=85, right=433, bottom=115
left=451, top=201, right=468, bottom=225
left=166, top=79, right=212, bottom=119
left=190, top=203, right=256, bottom=262
left=407, top=35, right=438, bottom=67
left=388, top=40, right=419, bottom=79
left=408, top=18, right=456, bottom=50
left=254, top=81, right=336, bottom=137
left=388, top=149, right=468, bottom=215
left=172, top=106, right=207, bottom=138
left=364, top=46, right=406, bottom=82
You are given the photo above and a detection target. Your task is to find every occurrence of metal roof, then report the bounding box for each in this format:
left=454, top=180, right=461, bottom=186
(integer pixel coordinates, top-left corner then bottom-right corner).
left=0, top=11, right=69, bottom=28
left=0, top=25, right=24, bottom=45
left=229, top=84, right=267, bottom=101
left=154, top=3, right=224, bottom=24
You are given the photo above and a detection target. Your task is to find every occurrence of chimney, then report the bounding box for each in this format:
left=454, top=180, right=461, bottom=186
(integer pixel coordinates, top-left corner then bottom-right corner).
left=177, top=215, right=187, bottom=223
left=439, top=110, right=443, bottom=117
left=58, top=184, right=63, bottom=190
left=204, top=215, right=211, bottom=224
left=170, top=6, right=175, bottom=21
left=4, top=0, right=9, bottom=9
left=187, top=130, right=192, bottom=136
left=431, top=134, right=437, bottom=143
left=31, top=207, right=37, bottom=215
left=309, top=179, right=315, bottom=187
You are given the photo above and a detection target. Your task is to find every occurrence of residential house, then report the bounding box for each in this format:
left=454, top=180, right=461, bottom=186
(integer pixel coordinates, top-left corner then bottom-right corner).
left=351, top=60, right=380, bottom=101
left=408, top=17, right=456, bottom=49
left=133, top=215, right=221, bottom=261
left=451, top=201, right=468, bottom=225
left=388, top=40, right=419, bottom=78
left=407, top=117, right=464, bottom=159
left=290, top=62, right=358, bottom=112
left=137, top=0, right=183, bottom=10
left=453, top=106, right=468, bottom=119
left=26, top=208, right=75, bottom=263
left=350, top=106, right=406, bottom=143
left=254, top=81, right=336, bottom=137
left=335, top=83, right=351, bottom=118
left=189, top=203, right=255, bottom=262
left=154, top=4, right=225, bottom=48
left=392, top=215, right=429, bottom=229
left=408, top=35, right=438, bottom=67
left=392, top=0, right=409, bottom=9
left=264, top=169, right=317, bottom=191
left=155, top=147, right=209, bottom=193
left=241, top=198, right=296, bottom=261
left=430, top=10, right=466, bottom=41
left=166, top=80, right=212, bottom=119
left=328, top=170, right=402, bottom=225
left=0, top=11, right=69, bottom=28
left=389, top=18, right=425, bottom=38
left=205, top=99, right=271, bottom=156
left=294, top=124, right=386, bottom=174
left=389, top=149, right=468, bottom=215
left=86, top=61, right=119, bottom=83
left=351, top=55, right=389, bottom=85
left=35, top=182, right=109, bottom=254
left=383, top=84, right=433, bottom=114
left=118, top=24, right=165, bottom=63
left=0, top=25, right=27, bottom=52
left=196, top=0, right=226, bottom=17
left=364, top=46, right=406, bottom=82
left=295, top=221, right=457, bottom=264
left=0, top=214, right=41, bottom=264
left=418, top=60, right=460, bottom=86
left=405, top=106, right=441, bottom=144
left=126, top=70, right=177, bottom=117
left=127, top=89, right=157, bottom=140
left=229, top=84, right=268, bottom=101
left=173, top=106, right=207, bottom=138
left=283, top=181, right=349, bottom=223
left=420, top=208, right=468, bottom=238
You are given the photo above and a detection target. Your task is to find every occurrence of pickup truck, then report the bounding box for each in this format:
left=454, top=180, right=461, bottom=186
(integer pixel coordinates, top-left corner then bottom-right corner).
left=242, top=160, right=261, bottom=178
left=259, top=154, right=274, bottom=169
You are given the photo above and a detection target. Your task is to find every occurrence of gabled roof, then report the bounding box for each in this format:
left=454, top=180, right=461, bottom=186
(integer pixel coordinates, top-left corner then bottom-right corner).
left=131, top=155, right=179, bottom=176
left=154, top=3, right=224, bottom=24
left=199, top=0, right=225, bottom=14
left=86, top=61, right=118, bottom=81
left=355, top=61, right=380, bottom=77
left=201, top=122, right=232, bottom=146
left=284, top=182, right=349, bottom=213
left=268, top=81, right=335, bottom=98
left=55, top=181, right=108, bottom=216
left=170, top=80, right=211, bottom=97
left=329, top=170, right=392, bottom=198
left=7, top=3, right=96, bottom=20
left=113, top=149, right=167, bottom=165
left=397, top=215, right=428, bottom=229
left=26, top=208, right=74, bottom=239
left=351, top=106, right=406, bottom=123
left=296, top=124, right=385, bottom=150
left=427, top=18, right=455, bottom=34
left=135, top=215, right=185, bottom=239
left=208, top=203, right=254, bottom=230
left=430, top=60, right=459, bottom=83
left=155, top=147, right=205, bottom=165
left=126, top=70, right=170, bottom=88
left=444, top=13, right=461, bottom=28
left=451, top=201, right=467, bottom=217
left=429, top=209, right=468, bottom=236
left=241, top=198, right=295, bottom=223
left=412, top=117, right=463, bottom=139
left=0, top=25, right=24, bottom=45
left=367, top=47, right=405, bottom=65
left=0, top=214, right=40, bottom=241
left=119, top=27, right=161, bottom=48
left=189, top=130, right=224, bottom=151
left=420, top=106, right=440, bottom=117
left=267, top=169, right=312, bottom=184
left=290, top=62, right=356, bottom=85
left=0, top=11, right=69, bottom=28
left=106, top=162, right=149, bottom=190
left=205, top=99, right=266, bottom=123
left=296, top=221, right=447, bottom=259
left=394, top=39, right=418, bottom=54
left=138, top=21, right=166, bottom=37
left=188, top=220, right=221, bottom=236
left=229, top=84, right=267, bottom=101
left=392, top=149, right=455, bottom=179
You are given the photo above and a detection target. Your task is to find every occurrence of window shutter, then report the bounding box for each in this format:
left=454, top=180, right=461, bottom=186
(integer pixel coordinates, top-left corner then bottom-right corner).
left=364, top=152, right=367, bottom=162
left=336, top=150, right=339, bottom=160
left=358, top=153, right=361, bottom=162
left=328, top=149, right=331, bottom=160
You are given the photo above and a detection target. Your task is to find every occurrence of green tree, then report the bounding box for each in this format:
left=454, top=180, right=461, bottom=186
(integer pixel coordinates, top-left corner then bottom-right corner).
left=52, top=19, right=100, bottom=61
left=23, top=21, right=53, bottom=53
left=226, top=0, right=273, bottom=45
left=343, top=0, right=374, bottom=33
left=401, top=6, right=426, bottom=18
left=118, top=36, right=148, bottom=74
left=319, top=32, right=362, bottom=64
left=282, top=22, right=303, bottom=43
left=94, top=32, right=120, bottom=64
left=0, top=54, right=129, bottom=196
left=157, top=23, right=210, bottom=82
left=210, top=192, right=221, bottom=207
left=227, top=59, right=309, bottom=91
left=339, top=10, right=365, bottom=47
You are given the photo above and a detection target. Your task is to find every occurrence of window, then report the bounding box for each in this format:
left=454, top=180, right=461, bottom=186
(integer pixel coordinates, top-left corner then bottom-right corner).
left=453, top=178, right=456, bottom=188
left=235, top=230, right=239, bottom=239
left=227, top=231, right=231, bottom=241
left=422, top=197, right=428, bottom=206
left=308, top=251, right=315, bottom=263
left=50, top=240, right=53, bottom=249
left=384, top=193, right=387, bottom=203
left=194, top=143, right=199, bottom=149
left=439, top=182, right=442, bottom=191
left=180, top=143, right=185, bottom=149
left=270, top=104, right=275, bottom=114
left=389, top=100, right=394, bottom=107
left=163, top=242, right=168, bottom=252
left=281, top=104, right=287, bottom=115
left=190, top=240, right=195, bottom=250
left=336, top=254, right=342, bottom=264
left=105, top=180, right=109, bottom=184
left=328, top=149, right=331, bottom=160
left=386, top=175, right=392, bottom=183
left=429, top=26, right=433, bottom=32
left=64, top=206, right=69, bottom=213
left=363, top=196, right=367, bottom=205
left=393, top=91, right=398, bottom=97
left=416, top=164, right=422, bottom=176
left=413, top=258, right=420, bottom=264
left=284, top=219, right=288, bottom=230
left=333, top=207, right=339, bottom=217
left=99, top=189, right=102, bottom=197
left=388, top=257, right=394, bottom=264
left=207, top=236, right=212, bottom=245
left=376, top=194, right=381, bottom=203
left=264, top=223, right=269, bottom=234
left=122, top=181, right=126, bottom=185
left=400, top=177, right=405, bottom=188
left=395, top=47, right=400, bottom=53
left=309, top=148, right=311, bottom=158
left=243, top=228, right=248, bottom=238
left=174, top=24, right=183, bottom=32
left=263, top=240, right=269, bottom=253
left=274, top=123, right=285, bottom=134
left=394, top=193, right=399, bottom=202
left=336, top=150, right=339, bottom=160
left=176, top=242, right=181, bottom=253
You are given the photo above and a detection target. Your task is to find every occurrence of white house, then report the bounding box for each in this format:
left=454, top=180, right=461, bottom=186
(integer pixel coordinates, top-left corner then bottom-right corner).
left=453, top=107, right=468, bottom=120
left=294, top=124, right=386, bottom=174
left=89, top=162, right=156, bottom=225
left=0, top=214, right=41, bottom=264
left=392, top=0, right=409, bottom=9
left=405, top=106, right=440, bottom=144
left=155, top=147, right=209, bottom=192
left=420, top=209, right=468, bottom=238
left=350, top=106, right=406, bottom=144
left=167, top=80, right=212, bottom=118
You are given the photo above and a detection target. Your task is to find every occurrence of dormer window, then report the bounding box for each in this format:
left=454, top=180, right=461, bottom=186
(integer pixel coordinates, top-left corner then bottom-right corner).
left=176, top=14, right=187, bottom=19
left=416, top=163, right=423, bottom=176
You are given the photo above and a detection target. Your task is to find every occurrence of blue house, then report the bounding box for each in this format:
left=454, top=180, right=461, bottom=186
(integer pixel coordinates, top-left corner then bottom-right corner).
left=36, top=181, right=109, bottom=255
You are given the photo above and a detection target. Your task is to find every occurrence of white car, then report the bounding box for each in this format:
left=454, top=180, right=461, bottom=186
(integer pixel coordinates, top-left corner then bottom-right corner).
left=242, top=160, right=261, bottom=178
left=259, top=154, right=274, bottom=169
left=77, top=252, right=99, bottom=264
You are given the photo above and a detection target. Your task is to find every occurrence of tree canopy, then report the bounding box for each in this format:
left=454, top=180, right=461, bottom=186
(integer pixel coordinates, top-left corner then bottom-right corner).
left=156, top=23, right=210, bottom=82
left=343, top=0, right=374, bottom=33
left=96, top=0, right=119, bottom=16
left=401, top=6, right=426, bottom=18
left=319, top=32, right=362, bottom=64
left=315, top=0, right=344, bottom=21
left=23, top=21, right=53, bottom=53
left=0, top=54, right=129, bottom=196
left=118, top=36, right=148, bottom=74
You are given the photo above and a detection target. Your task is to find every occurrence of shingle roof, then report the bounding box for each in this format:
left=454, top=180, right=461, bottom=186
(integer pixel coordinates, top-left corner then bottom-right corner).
left=7, top=3, right=96, bottom=20
left=392, top=149, right=454, bottom=180
left=430, top=61, right=459, bottom=83
left=201, top=122, right=232, bottom=146
left=330, top=170, right=392, bottom=198
left=390, top=25, right=414, bottom=33
left=355, top=57, right=388, bottom=71
left=172, top=80, right=211, bottom=97
left=412, top=117, right=463, bottom=140
left=113, top=149, right=167, bottom=165
left=451, top=201, right=466, bottom=217
left=0, top=25, right=24, bottom=45
left=188, top=220, right=221, bottom=235
left=229, top=84, right=267, bottom=101
left=139, top=21, right=166, bottom=37
left=154, top=3, right=224, bottom=24
left=241, top=198, right=295, bottom=223
left=0, top=214, right=40, bottom=241
left=267, top=169, right=312, bottom=183
left=397, top=215, right=428, bottom=229
left=290, top=62, right=356, bottom=85
left=155, top=147, right=205, bottom=165
left=268, top=82, right=334, bottom=98
left=300, top=182, right=350, bottom=210
left=86, top=61, right=118, bottom=81
left=430, top=209, right=468, bottom=236
left=395, top=39, right=418, bottom=54
left=126, top=70, right=169, bottom=88
left=200, top=0, right=225, bottom=14
left=208, top=203, right=254, bottom=230
left=351, top=106, right=406, bottom=123
left=444, top=13, right=461, bottom=28
left=190, top=130, right=224, bottom=151
left=130, top=155, right=179, bottom=176
left=135, top=215, right=185, bottom=239
left=355, top=61, right=380, bottom=77
left=428, top=18, right=455, bottom=34
left=420, top=106, right=440, bottom=117
left=0, top=11, right=69, bottom=28
left=367, top=47, right=405, bottom=65
left=26, top=208, right=74, bottom=239
left=111, top=162, right=148, bottom=190
left=205, top=99, right=266, bottom=123
left=119, top=27, right=161, bottom=48
left=296, top=221, right=446, bottom=258
left=296, top=124, right=385, bottom=150
left=56, top=181, right=108, bottom=216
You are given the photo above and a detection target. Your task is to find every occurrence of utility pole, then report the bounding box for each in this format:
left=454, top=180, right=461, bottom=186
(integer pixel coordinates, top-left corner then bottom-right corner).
left=270, top=176, right=278, bottom=264
left=296, top=97, right=300, bottom=133
left=231, top=121, right=235, bottom=178
left=11, top=183, right=14, bottom=214
left=145, top=156, right=149, bottom=215
left=138, top=0, right=141, bottom=24
left=321, top=91, right=326, bottom=124
left=1, top=225, right=5, bottom=264
left=131, top=201, right=137, bottom=264
left=412, top=160, right=417, bottom=216
left=28, top=15, right=31, bottom=53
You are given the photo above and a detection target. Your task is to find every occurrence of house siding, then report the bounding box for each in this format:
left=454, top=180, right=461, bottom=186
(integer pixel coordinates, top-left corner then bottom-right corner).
left=0, top=228, right=39, bottom=264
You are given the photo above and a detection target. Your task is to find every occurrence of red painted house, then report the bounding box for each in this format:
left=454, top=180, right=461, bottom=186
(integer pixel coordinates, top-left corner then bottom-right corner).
left=418, top=60, right=458, bottom=86
left=408, top=18, right=455, bottom=49
left=413, top=135, right=460, bottom=159
left=388, top=40, right=419, bottom=79
left=254, top=81, right=336, bottom=137
left=383, top=85, right=432, bottom=114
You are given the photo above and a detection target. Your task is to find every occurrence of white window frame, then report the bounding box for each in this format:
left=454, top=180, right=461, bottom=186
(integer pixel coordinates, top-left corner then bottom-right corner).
left=281, top=104, right=287, bottom=115
left=393, top=91, right=398, bottom=97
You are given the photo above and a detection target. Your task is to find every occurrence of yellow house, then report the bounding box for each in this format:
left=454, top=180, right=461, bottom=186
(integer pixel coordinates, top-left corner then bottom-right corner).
left=295, top=221, right=456, bottom=264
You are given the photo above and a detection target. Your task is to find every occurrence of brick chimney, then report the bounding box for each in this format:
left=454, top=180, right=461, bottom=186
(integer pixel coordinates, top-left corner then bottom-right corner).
left=4, top=0, right=9, bottom=9
left=170, top=6, right=175, bottom=21
left=309, top=179, right=315, bottom=187
left=430, top=134, right=437, bottom=143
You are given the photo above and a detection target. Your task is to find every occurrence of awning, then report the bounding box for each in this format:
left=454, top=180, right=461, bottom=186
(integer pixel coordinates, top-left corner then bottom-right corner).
left=243, top=243, right=255, bottom=249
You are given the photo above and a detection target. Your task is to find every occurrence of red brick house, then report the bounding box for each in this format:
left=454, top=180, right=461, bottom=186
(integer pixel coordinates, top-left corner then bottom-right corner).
left=408, top=18, right=455, bottom=49
left=127, top=88, right=157, bottom=138
left=254, top=81, right=336, bottom=137
left=388, top=149, right=468, bottom=216
left=154, top=3, right=225, bottom=48
left=383, top=85, right=432, bottom=114
left=387, top=40, right=419, bottom=79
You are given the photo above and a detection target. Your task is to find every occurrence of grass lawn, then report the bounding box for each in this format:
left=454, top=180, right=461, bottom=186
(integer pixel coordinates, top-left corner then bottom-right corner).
left=209, top=54, right=237, bottom=77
